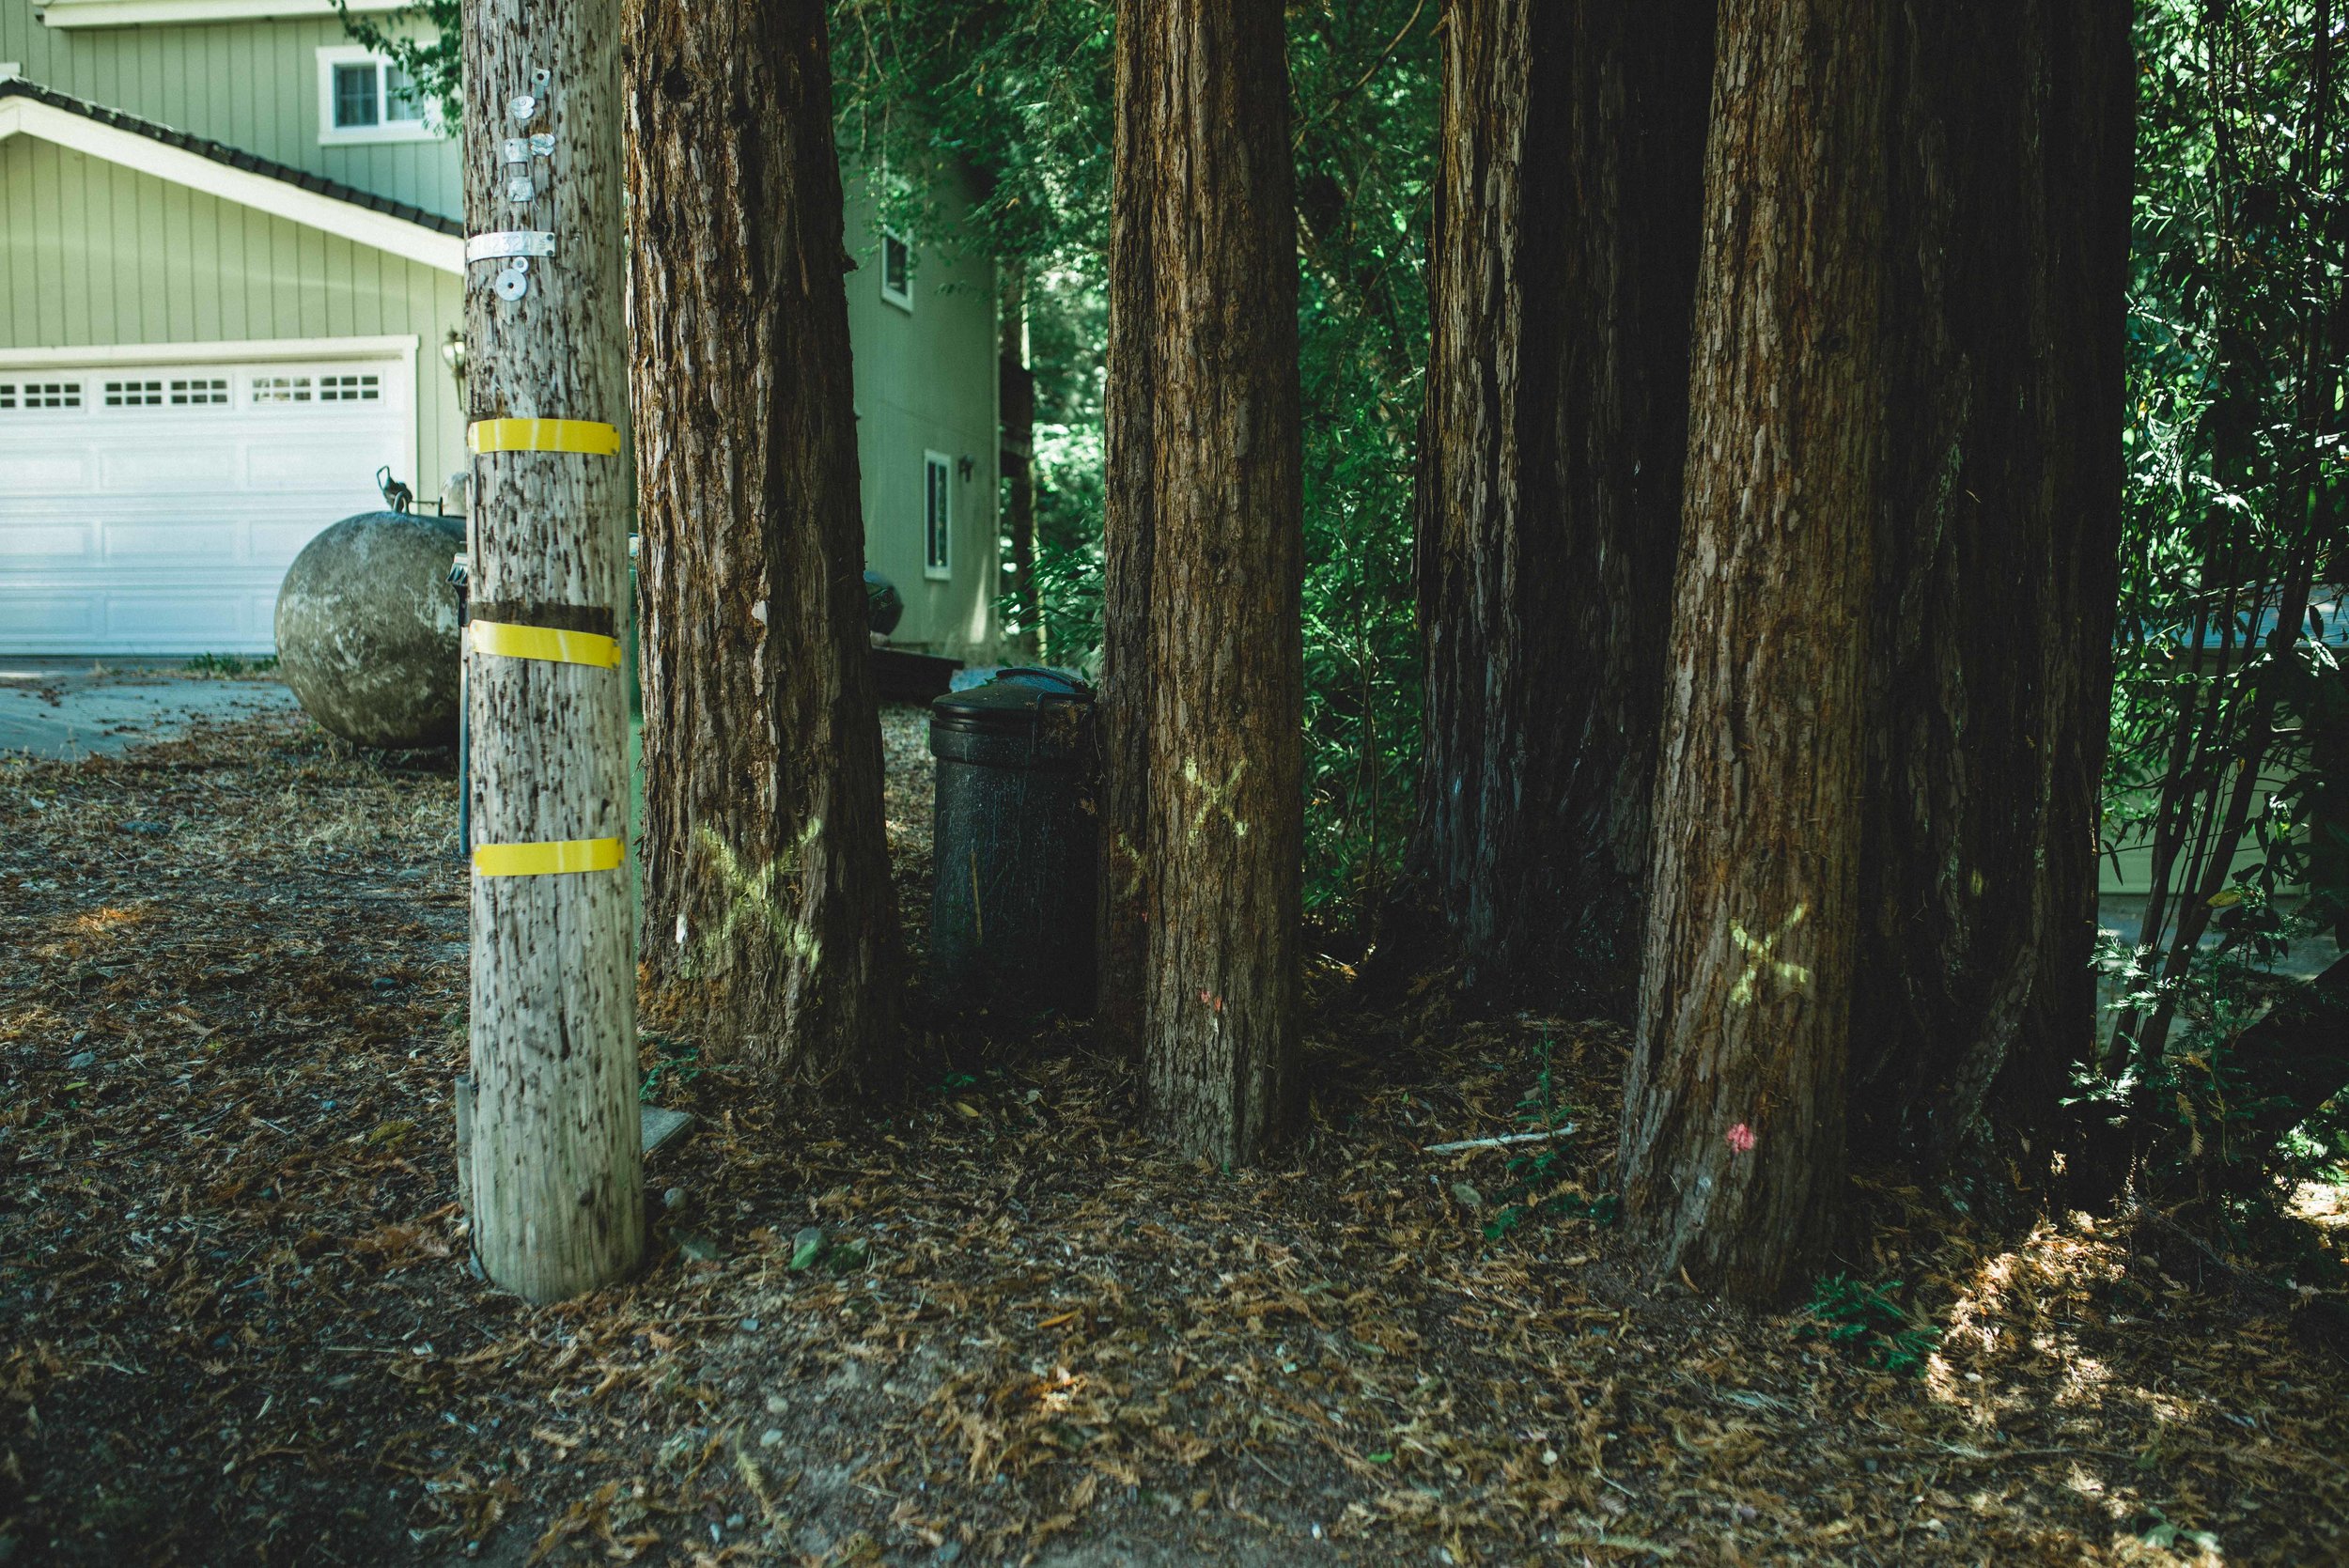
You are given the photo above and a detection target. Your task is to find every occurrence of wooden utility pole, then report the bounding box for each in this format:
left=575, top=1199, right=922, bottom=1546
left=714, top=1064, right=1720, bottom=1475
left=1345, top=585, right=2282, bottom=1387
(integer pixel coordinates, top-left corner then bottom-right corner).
left=1104, top=0, right=1304, bottom=1164
left=1616, top=0, right=1890, bottom=1299
left=625, top=0, right=902, bottom=1091
left=460, top=0, right=645, bottom=1300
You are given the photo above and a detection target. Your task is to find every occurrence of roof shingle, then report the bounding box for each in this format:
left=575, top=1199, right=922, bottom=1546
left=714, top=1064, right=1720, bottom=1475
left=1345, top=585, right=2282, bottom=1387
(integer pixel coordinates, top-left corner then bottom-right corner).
left=0, top=74, right=460, bottom=237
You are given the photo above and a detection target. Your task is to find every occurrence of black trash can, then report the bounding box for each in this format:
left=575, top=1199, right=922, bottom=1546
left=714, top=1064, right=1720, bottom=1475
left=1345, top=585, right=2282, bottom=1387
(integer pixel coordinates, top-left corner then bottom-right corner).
left=928, top=669, right=1097, bottom=1016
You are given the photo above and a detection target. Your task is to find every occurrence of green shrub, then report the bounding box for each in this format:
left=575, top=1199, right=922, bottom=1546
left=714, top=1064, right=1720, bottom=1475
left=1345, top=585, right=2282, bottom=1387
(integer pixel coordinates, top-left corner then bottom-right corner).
left=1798, top=1275, right=1941, bottom=1374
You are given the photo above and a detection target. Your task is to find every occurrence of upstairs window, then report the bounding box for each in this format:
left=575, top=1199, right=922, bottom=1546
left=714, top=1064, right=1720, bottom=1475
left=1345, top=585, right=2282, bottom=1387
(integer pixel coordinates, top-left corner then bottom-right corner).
left=318, top=47, right=435, bottom=145
left=880, top=229, right=914, bottom=312
left=334, top=64, right=376, bottom=127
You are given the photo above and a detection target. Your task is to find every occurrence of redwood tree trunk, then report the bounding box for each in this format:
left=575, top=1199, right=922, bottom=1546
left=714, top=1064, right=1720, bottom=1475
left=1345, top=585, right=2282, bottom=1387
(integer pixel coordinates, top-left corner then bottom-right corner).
left=1103, top=0, right=1304, bottom=1164
left=1845, top=0, right=2131, bottom=1179
left=1410, top=0, right=1714, bottom=1016
left=1617, top=0, right=1890, bottom=1298
left=625, top=0, right=902, bottom=1093
left=1095, top=9, right=1158, bottom=1059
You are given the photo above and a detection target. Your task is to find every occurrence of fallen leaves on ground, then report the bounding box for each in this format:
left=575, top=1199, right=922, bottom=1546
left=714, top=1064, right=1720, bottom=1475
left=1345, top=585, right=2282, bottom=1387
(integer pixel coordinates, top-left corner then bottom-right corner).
left=2, top=706, right=2344, bottom=1565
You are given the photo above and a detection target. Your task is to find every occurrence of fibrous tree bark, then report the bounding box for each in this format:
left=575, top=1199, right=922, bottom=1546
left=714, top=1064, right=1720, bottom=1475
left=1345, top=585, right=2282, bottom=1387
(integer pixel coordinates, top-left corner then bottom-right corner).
left=1410, top=0, right=1715, bottom=1016
left=625, top=0, right=901, bottom=1093
left=1095, top=17, right=1154, bottom=1062
left=1102, top=0, right=1304, bottom=1164
left=1001, top=265, right=1039, bottom=658
left=1617, top=0, right=1890, bottom=1299
left=461, top=0, right=645, bottom=1299
left=1847, top=0, right=2132, bottom=1179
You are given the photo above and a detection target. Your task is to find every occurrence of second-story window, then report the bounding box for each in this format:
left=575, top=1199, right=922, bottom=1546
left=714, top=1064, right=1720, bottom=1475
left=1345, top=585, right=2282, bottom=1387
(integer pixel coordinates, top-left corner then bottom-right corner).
left=318, top=47, right=435, bottom=146
left=880, top=230, right=914, bottom=312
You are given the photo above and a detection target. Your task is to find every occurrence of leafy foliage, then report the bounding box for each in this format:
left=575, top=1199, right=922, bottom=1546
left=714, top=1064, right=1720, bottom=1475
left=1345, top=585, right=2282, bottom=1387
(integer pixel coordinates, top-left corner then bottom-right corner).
left=1798, top=1275, right=1941, bottom=1375
left=333, top=0, right=459, bottom=126
left=183, top=653, right=279, bottom=677
left=1284, top=4, right=1437, bottom=916
left=639, top=1036, right=704, bottom=1103
left=2079, top=937, right=2349, bottom=1242
left=1481, top=1037, right=1615, bottom=1242
left=2080, top=0, right=2348, bottom=1229
left=2101, top=0, right=2346, bottom=1060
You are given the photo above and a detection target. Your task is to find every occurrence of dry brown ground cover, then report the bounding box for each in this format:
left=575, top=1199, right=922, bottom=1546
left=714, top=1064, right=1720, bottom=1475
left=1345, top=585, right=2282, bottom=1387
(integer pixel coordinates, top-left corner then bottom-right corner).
left=4, top=702, right=2347, bottom=1567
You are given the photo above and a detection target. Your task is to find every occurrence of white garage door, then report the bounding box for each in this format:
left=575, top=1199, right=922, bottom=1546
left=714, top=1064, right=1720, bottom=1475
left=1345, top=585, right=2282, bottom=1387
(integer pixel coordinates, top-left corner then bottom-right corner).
left=0, top=348, right=413, bottom=655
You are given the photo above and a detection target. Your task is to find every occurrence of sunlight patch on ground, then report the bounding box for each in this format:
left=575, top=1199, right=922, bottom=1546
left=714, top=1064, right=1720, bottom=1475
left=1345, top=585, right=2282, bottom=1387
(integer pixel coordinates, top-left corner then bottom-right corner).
left=2290, top=1179, right=2348, bottom=1234
left=71, top=905, right=153, bottom=934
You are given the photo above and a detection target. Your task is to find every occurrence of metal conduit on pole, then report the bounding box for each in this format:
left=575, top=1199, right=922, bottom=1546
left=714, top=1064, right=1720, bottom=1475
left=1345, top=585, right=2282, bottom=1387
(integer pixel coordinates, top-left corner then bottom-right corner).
left=459, top=0, right=644, bottom=1301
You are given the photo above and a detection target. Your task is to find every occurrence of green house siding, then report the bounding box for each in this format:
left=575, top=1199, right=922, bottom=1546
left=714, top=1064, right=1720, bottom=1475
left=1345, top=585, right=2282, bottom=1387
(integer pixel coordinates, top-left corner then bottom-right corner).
left=843, top=174, right=1000, bottom=658
left=0, top=135, right=1001, bottom=657
left=0, top=132, right=464, bottom=483
left=2099, top=765, right=2304, bottom=897
left=1, top=4, right=459, bottom=216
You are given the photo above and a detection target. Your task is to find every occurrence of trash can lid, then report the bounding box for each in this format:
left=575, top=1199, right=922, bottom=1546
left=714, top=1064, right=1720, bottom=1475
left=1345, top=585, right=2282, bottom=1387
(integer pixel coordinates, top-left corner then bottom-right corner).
left=929, top=667, right=1095, bottom=737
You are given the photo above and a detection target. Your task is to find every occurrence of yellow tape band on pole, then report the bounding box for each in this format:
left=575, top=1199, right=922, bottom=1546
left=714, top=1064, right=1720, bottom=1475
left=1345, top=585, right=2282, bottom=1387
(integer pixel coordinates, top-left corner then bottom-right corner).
left=468, top=619, right=624, bottom=670
left=467, top=418, right=622, bottom=457
left=472, top=837, right=625, bottom=877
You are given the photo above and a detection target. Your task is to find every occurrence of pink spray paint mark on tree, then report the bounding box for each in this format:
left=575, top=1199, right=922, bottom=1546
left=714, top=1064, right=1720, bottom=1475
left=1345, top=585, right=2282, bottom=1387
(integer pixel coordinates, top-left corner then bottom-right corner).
left=1725, top=1122, right=1757, bottom=1154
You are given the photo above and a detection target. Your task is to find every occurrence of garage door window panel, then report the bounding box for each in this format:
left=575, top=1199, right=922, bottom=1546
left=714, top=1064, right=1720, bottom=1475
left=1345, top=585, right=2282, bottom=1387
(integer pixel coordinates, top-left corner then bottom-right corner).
left=1, top=381, right=85, bottom=410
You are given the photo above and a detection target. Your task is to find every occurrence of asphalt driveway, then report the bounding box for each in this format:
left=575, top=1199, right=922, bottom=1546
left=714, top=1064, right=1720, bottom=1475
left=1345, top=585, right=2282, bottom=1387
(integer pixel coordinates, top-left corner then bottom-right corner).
left=0, top=658, right=300, bottom=760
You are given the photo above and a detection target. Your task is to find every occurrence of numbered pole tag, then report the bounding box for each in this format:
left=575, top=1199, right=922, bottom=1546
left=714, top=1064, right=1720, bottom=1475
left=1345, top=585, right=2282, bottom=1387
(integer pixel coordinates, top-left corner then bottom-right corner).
left=466, top=230, right=555, bottom=264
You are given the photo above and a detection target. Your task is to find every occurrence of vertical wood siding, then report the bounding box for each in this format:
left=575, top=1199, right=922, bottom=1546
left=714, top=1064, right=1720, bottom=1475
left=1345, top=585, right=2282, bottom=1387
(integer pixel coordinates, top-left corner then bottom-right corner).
left=841, top=170, right=1000, bottom=657
left=1, top=135, right=464, bottom=489
left=0, top=0, right=460, bottom=216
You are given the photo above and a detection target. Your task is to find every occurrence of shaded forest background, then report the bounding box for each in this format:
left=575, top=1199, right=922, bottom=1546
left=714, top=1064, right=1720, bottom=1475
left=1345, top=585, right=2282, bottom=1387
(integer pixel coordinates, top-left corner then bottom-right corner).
left=353, top=0, right=2348, bottom=1238
left=821, top=0, right=2348, bottom=1244
left=827, top=0, right=1436, bottom=919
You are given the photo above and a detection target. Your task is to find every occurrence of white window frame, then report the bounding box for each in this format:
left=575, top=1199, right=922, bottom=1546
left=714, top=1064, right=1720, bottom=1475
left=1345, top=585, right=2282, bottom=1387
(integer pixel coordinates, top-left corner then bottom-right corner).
left=41, top=0, right=405, bottom=28
left=316, top=46, right=438, bottom=147
left=923, top=450, right=953, bottom=580
left=879, top=228, right=915, bottom=313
